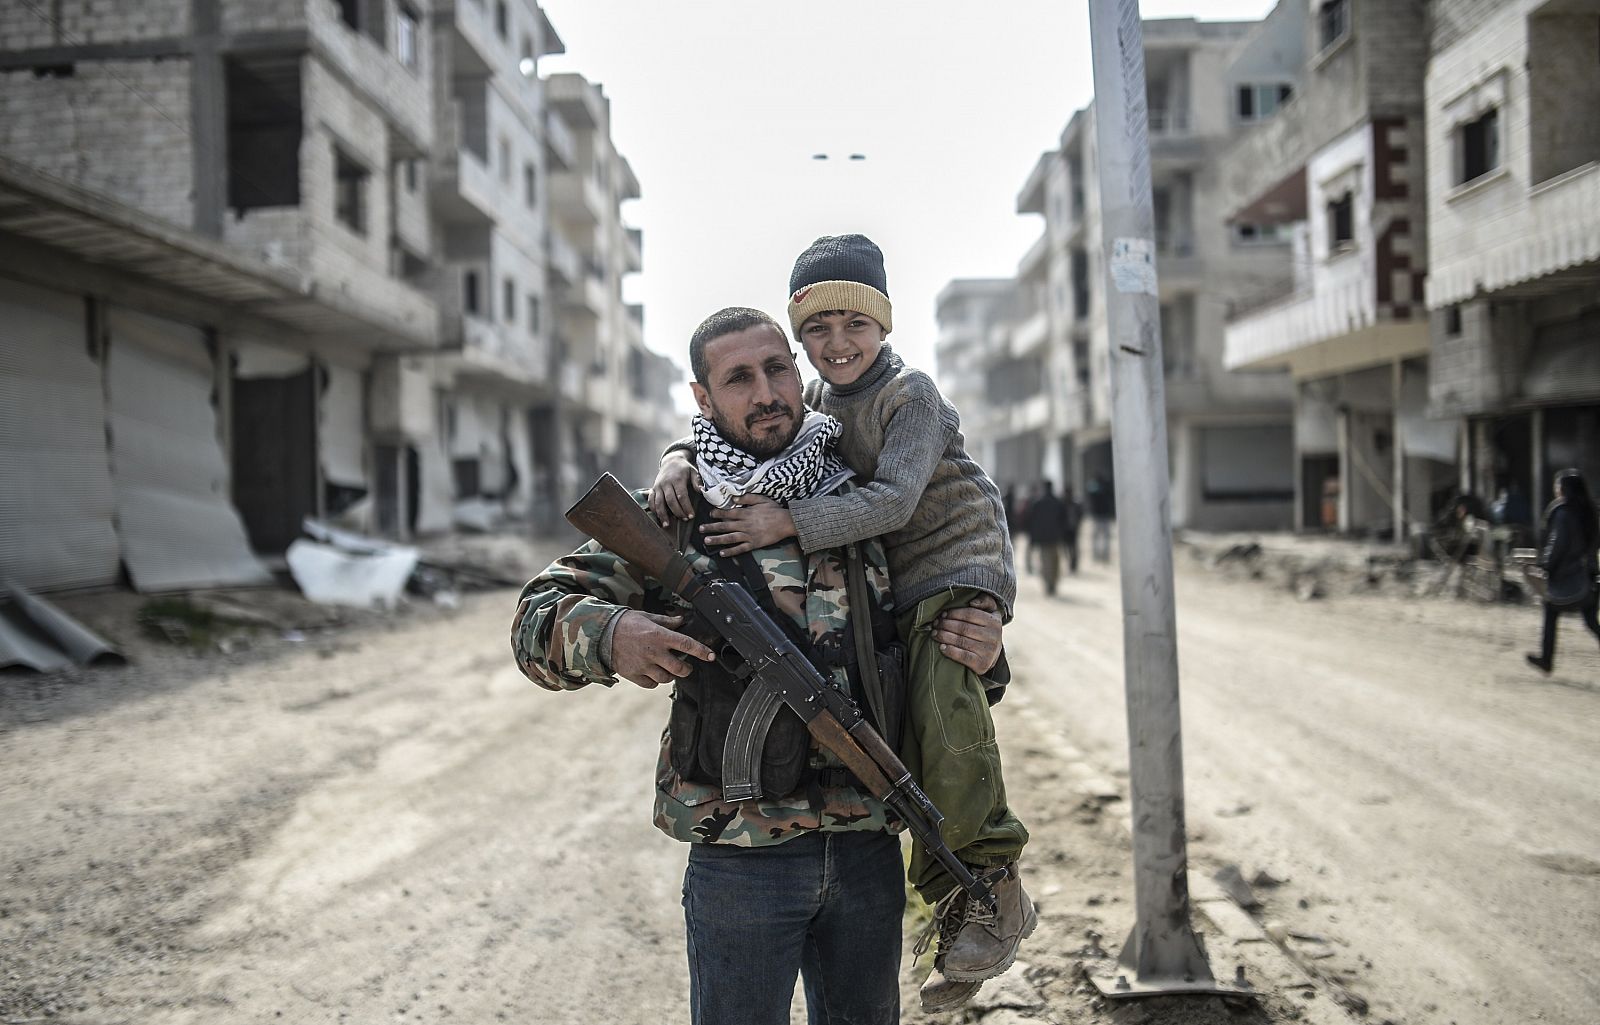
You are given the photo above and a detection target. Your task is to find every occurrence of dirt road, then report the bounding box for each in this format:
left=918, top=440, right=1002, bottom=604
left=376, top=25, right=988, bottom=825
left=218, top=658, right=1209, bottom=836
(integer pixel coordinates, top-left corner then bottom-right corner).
left=2, top=543, right=1595, bottom=1024
left=1008, top=549, right=1600, bottom=1025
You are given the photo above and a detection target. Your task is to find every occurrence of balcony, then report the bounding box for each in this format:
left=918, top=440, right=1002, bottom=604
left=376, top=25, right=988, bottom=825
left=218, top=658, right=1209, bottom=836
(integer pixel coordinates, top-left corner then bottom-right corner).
left=1430, top=161, right=1600, bottom=307
left=433, top=145, right=496, bottom=224
left=622, top=226, right=643, bottom=273
left=545, top=109, right=577, bottom=171
left=551, top=169, right=603, bottom=227
left=1018, top=230, right=1050, bottom=281
left=1006, top=393, right=1051, bottom=435
left=1009, top=309, right=1049, bottom=357
left=547, top=73, right=604, bottom=131
left=547, top=229, right=581, bottom=286
left=562, top=265, right=607, bottom=320
left=1224, top=272, right=1428, bottom=376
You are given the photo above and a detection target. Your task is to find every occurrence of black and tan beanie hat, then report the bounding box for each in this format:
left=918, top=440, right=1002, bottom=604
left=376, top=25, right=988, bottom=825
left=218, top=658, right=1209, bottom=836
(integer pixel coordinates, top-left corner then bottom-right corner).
left=786, top=234, right=893, bottom=336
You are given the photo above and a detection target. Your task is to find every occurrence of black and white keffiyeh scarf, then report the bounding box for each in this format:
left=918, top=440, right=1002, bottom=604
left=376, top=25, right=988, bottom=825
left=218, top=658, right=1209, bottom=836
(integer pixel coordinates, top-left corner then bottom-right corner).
left=693, top=410, right=854, bottom=508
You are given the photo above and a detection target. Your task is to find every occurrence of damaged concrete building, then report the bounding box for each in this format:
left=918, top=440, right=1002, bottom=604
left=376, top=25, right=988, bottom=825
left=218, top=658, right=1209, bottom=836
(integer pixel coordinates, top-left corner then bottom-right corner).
left=0, top=0, right=677, bottom=595
left=942, top=16, right=1297, bottom=531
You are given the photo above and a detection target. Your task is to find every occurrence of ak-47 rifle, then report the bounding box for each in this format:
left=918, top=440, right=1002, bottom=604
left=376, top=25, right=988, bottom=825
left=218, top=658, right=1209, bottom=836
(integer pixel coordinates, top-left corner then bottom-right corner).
left=567, top=473, right=994, bottom=911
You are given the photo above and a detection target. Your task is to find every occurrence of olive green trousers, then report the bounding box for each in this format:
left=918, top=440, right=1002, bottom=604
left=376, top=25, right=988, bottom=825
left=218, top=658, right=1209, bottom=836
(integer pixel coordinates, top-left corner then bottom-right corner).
left=897, top=587, right=1029, bottom=903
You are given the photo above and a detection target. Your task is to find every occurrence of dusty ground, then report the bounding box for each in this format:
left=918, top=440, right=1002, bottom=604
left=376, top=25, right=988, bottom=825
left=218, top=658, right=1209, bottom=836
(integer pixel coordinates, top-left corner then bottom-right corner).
left=2, top=534, right=1595, bottom=1025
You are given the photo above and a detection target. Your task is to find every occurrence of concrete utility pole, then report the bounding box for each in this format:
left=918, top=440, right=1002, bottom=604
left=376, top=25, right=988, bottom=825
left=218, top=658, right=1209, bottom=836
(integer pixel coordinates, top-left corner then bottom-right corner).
left=1083, top=0, right=1243, bottom=999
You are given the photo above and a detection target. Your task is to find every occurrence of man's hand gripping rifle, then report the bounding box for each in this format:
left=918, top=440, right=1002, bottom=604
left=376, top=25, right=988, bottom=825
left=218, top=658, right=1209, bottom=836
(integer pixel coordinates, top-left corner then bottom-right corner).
left=567, top=474, right=995, bottom=911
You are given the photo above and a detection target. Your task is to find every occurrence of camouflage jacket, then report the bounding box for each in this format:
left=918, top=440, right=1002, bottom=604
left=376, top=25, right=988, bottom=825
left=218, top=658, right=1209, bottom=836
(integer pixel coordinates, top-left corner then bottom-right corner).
left=510, top=487, right=900, bottom=847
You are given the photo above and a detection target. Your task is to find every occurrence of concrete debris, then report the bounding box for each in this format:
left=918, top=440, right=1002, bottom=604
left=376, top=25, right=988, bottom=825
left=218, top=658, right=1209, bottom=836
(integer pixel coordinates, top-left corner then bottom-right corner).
left=1251, top=869, right=1288, bottom=888
left=1212, top=864, right=1261, bottom=910
left=1295, top=576, right=1326, bottom=601
left=978, top=1010, right=1039, bottom=1025
left=1216, top=803, right=1253, bottom=818
left=0, top=577, right=125, bottom=672
left=968, top=964, right=1044, bottom=1011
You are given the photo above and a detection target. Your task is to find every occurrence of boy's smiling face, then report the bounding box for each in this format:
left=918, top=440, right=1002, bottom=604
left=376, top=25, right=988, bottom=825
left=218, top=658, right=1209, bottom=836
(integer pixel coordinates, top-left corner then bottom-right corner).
left=799, top=310, right=886, bottom=387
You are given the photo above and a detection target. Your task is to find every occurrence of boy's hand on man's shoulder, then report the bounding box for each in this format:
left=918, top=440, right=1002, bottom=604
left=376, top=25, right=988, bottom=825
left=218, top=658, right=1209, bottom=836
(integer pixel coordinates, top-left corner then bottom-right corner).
left=649, top=450, right=702, bottom=524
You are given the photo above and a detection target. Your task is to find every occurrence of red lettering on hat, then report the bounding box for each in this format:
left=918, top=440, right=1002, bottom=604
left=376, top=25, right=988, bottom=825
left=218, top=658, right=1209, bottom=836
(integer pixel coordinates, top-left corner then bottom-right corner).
left=791, top=287, right=813, bottom=304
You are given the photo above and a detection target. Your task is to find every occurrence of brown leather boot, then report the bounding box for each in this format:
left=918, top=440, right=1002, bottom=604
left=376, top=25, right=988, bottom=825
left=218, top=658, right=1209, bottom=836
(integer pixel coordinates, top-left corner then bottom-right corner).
left=919, top=965, right=982, bottom=1013
left=940, top=862, right=1037, bottom=982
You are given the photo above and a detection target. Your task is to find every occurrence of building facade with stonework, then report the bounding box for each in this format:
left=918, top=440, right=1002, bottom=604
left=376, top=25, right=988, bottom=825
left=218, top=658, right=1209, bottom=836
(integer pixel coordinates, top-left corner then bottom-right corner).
left=1219, top=0, right=1454, bottom=537
left=943, top=16, right=1296, bottom=531
left=0, top=0, right=677, bottom=595
left=1423, top=0, right=1600, bottom=524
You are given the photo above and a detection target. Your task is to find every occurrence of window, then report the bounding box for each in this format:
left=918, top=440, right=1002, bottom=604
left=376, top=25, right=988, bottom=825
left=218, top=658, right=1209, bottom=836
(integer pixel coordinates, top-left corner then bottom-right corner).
left=403, top=158, right=418, bottom=193
left=523, top=162, right=537, bottom=208
left=226, top=57, right=302, bottom=213
left=334, top=149, right=367, bottom=235
left=520, top=36, right=536, bottom=77
left=463, top=270, right=480, bottom=315
left=1237, top=83, right=1293, bottom=122
left=336, top=0, right=359, bottom=30
left=527, top=294, right=541, bottom=335
left=1319, top=0, right=1350, bottom=51
left=1445, top=305, right=1463, bottom=337
left=495, top=0, right=508, bottom=38
left=397, top=5, right=420, bottom=70
left=503, top=278, right=517, bottom=323
left=1233, top=223, right=1292, bottom=245
left=1456, top=108, right=1500, bottom=185
left=499, top=137, right=512, bottom=185
left=1327, top=192, right=1354, bottom=254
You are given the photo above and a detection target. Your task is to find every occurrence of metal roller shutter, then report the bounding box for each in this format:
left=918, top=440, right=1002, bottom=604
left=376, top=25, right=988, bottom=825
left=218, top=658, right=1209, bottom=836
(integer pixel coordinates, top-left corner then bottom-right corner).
left=0, top=278, right=120, bottom=591
left=105, top=307, right=270, bottom=592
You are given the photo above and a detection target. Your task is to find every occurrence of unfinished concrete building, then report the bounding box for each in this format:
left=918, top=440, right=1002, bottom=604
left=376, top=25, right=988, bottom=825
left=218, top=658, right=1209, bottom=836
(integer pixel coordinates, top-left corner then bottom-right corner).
left=1424, top=0, right=1600, bottom=528
left=952, top=16, right=1295, bottom=530
left=0, top=0, right=442, bottom=588
left=1220, top=0, right=1451, bottom=537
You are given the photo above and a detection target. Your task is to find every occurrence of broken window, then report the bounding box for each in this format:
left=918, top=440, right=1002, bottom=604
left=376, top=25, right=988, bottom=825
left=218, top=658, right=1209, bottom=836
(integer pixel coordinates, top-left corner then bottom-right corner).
left=334, top=149, right=368, bottom=235
left=1456, top=108, right=1499, bottom=185
left=1327, top=192, right=1354, bottom=254
left=227, top=58, right=302, bottom=214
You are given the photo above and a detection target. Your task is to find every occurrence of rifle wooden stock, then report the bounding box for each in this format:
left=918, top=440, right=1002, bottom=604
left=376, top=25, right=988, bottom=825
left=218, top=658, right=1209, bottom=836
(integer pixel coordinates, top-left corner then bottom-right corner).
left=566, top=473, right=697, bottom=594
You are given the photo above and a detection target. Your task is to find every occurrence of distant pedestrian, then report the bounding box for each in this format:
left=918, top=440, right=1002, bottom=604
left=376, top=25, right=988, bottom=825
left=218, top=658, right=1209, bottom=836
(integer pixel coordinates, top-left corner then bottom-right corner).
left=1526, top=468, right=1600, bottom=675
left=1086, top=474, right=1113, bottom=564
left=1061, top=485, right=1085, bottom=575
left=1016, top=484, right=1036, bottom=575
left=1024, top=481, right=1072, bottom=596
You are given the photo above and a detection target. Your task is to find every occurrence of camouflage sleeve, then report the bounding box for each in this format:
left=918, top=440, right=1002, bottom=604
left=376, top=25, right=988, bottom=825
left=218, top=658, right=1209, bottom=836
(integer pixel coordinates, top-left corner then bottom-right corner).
left=510, top=537, right=659, bottom=691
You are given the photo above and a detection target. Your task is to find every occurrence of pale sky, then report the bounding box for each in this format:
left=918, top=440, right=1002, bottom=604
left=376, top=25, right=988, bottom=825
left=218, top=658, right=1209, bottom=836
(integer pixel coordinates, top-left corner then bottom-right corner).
left=537, top=1, right=1277, bottom=398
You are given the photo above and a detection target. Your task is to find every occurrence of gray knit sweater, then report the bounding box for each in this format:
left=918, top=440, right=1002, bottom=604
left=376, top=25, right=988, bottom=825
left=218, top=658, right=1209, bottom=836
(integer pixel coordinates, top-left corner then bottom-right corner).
left=790, top=346, right=1017, bottom=619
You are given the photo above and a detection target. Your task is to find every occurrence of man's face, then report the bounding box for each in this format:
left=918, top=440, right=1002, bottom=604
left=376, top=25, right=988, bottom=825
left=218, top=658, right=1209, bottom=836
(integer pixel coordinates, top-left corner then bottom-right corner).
left=799, top=310, right=885, bottom=388
left=691, top=324, right=804, bottom=458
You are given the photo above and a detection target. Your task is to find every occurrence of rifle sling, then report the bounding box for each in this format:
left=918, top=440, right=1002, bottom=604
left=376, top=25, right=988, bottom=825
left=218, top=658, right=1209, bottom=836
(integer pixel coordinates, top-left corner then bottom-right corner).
left=846, top=542, right=890, bottom=738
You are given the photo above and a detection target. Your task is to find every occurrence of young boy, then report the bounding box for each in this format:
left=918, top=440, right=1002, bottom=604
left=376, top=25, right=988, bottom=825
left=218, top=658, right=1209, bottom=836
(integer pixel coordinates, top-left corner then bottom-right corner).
left=652, top=235, right=1032, bottom=1008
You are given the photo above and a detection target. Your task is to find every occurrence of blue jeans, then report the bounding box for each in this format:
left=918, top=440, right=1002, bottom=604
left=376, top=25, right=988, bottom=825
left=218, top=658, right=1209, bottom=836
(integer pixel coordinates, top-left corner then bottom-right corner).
left=683, top=830, right=904, bottom=1025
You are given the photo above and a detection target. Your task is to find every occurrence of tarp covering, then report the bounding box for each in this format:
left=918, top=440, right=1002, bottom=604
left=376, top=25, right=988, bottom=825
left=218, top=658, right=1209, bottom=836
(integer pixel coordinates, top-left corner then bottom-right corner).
left=289, top=519, right=418, bottom=608
left=0, top=577, right=124, bottom=673
left=106, top=308, right=272, bottom=592
left=0, top=277, right=121, bottom=591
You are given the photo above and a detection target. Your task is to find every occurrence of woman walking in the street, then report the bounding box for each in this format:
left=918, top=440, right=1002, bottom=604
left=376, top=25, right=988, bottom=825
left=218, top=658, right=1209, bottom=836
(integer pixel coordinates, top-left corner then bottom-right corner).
left=1526, top=468, right=1600, bottom=674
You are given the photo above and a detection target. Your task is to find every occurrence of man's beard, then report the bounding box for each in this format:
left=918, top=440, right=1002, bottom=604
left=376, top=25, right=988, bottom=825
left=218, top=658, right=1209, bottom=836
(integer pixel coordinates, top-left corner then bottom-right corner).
left=708, top=398, right=800, bottom=458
